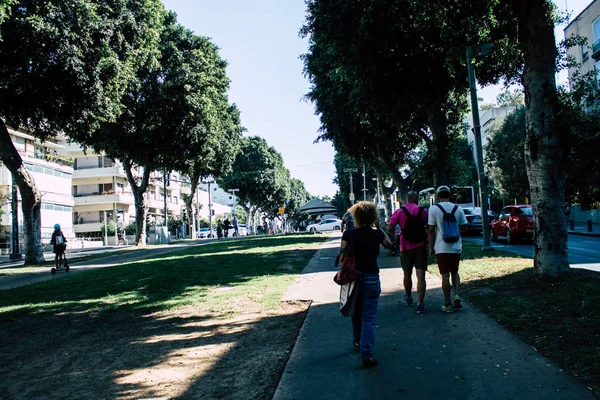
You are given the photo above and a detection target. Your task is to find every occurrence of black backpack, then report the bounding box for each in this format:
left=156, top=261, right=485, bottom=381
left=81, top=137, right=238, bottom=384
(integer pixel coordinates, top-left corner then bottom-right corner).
left=401, top=206, right=426, bottom=242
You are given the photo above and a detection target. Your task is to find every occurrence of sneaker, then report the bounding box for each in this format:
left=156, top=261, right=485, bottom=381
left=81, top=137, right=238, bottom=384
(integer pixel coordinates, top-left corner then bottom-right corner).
left=415, top=303, right=425, bottom=314
left=441, top=304, right=455, bottom=313
left=362, top=357, right=379, bottom=368
left=403, top=294, right=413, bottom=307
left=453, top=294, right=462, bottom=309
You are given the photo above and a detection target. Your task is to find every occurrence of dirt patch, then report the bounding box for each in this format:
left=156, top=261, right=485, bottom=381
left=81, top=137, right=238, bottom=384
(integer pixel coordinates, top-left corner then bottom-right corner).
left=0, top=301, right=310, bottom=399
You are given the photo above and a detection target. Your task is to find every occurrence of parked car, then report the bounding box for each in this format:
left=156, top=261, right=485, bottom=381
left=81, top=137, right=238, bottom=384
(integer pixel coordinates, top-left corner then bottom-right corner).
left=197, top=227, right=212, bottom=239
left=236, top=224, right=248, bottom=236
left=306, top=218, right=342, bottom=233
left=462, top=207, right=497, bottom=235
left=491, top=205, right=534, bottom=243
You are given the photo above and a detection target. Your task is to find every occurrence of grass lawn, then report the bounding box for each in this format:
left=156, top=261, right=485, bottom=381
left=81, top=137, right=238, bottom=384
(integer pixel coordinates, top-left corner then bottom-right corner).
left=429, top=242, right=600, bottom=392
left=0, top=246, right=145, bottom=276
left=0, top=234, right=327, bottom=399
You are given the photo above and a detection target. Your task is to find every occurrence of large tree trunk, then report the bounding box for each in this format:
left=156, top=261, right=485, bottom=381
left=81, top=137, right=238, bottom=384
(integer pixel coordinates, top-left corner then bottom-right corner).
left=0, top=120, right=44, bottom=265
left=184, top=166, right=202, bottom=237
left=123, top=158, right=151, bottom=246
left=428, top=104, right=449, bottom=188
left=377, top=173, right=392, bottom=224
left=516, top=0, right=570, bottom=276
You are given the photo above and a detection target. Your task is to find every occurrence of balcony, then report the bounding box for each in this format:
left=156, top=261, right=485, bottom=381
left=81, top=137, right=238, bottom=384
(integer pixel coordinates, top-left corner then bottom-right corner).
left=592, top=40, right=600, bottom=60
left=73, top=166, right=126, bottom=180
left=73, top=193, right=134, bottom=207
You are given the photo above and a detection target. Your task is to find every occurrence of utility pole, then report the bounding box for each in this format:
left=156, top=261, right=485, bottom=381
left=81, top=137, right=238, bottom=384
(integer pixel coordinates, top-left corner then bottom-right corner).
left=362, top=164, right=367, bottom=201
left=467, top=45, right=493, bottom=252
left=343, top=168, right=358, bottom=204
left=9, top=183, right=21, bottom=260
left=229, top=189, right=239, bottom=217
left=163, top=169, right=168, bottom=228
left=372, top=177, right=381, bottom=207
left=204, top=179, right=215, bottom=237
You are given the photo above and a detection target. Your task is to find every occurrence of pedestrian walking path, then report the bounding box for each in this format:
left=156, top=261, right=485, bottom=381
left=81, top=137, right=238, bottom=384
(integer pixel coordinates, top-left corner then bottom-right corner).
left=275, top=234, right=595, bottom=400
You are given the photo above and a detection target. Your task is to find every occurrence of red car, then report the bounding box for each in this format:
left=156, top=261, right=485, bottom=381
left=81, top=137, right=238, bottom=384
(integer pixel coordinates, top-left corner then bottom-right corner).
left=491, top=205, right=534, bottom=243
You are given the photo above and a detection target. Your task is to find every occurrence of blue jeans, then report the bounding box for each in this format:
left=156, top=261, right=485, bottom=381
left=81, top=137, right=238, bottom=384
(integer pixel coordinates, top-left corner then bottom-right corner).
left=351, top=272, right=381, bottom=360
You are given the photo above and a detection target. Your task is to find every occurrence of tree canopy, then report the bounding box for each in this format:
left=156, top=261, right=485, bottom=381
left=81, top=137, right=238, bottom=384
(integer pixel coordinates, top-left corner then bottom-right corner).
left=0, top=0, right=165, bottom=263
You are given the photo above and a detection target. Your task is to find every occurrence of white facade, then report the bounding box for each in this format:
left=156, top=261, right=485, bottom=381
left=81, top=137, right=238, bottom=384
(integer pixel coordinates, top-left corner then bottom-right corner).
left=464, top=106, right=516, bottom=169
left=0, top=128, right=74, bottom=254
left=66, top=144, right=187, bottom=237
left=565, top=0, right=600, bottom=85
left=198, top=182, right=237, bottom=207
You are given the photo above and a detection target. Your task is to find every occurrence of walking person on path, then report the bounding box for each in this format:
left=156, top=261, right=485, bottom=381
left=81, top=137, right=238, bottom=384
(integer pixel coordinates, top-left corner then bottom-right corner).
left=388, top=191, right=429, bottom=313
left=341, top=201, right=393, bottom=368
left=427, top=186, right=468, bottom=313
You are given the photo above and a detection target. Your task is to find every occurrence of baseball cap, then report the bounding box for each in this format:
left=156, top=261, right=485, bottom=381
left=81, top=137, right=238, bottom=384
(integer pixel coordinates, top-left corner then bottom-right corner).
left=436, top=185, right=451, bottom=195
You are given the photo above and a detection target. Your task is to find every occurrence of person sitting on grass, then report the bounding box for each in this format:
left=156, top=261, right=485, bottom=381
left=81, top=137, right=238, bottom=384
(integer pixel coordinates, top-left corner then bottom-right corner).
left=50, top=223, right=67, bottom=268
left=341, top=201, right=393, bottom=368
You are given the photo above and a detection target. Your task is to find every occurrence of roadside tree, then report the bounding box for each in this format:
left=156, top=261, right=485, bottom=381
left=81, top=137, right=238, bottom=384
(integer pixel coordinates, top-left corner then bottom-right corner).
left=0, top=0, right=163, bottom=263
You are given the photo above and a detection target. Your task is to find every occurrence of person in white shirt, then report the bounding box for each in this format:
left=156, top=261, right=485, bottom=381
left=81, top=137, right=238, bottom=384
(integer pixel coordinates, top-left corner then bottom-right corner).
left=427, top=186, right=468, bottom=313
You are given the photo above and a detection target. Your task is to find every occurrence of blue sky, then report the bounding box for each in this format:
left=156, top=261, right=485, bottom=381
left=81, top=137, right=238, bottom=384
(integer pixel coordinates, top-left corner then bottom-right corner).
left=162, top=0, right=590, bottom=198
left=162, top=0, right=336, bottom=198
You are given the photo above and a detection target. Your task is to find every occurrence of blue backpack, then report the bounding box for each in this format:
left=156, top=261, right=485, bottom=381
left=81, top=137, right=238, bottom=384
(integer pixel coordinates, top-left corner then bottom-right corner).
left=435, top=204, right=460, bottom=243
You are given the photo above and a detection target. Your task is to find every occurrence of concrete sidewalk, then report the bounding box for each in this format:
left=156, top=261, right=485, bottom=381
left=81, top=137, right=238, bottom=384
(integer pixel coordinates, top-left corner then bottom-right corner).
left=569, top=221, right=600, bottom=237
left=274, top=234, right=595, bottom=400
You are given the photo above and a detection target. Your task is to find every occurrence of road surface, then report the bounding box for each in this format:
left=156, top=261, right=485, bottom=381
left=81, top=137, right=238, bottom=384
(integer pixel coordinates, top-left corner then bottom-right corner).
left=464, top=234, right=600, bottom=272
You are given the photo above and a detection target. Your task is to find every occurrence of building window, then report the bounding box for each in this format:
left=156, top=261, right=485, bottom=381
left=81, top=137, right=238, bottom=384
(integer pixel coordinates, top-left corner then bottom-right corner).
left=583, top=44, right=589, bottom=60
left=595, top=19, right=600, bottom=42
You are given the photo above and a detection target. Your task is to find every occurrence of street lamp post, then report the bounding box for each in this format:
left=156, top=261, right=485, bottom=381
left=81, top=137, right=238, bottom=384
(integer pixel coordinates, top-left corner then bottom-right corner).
left=203, top=179, right=215, bottom=237
left=9, top=183, right=22, bottom=260
left=372, top=177, right=381, bottom=207
left=343, top=168, right=357, bottom=204
left=229, top=188, right=239, bottom=217
left=362, top=164, right=367, bottom=201
left=467, top=45, right=493, bottom=252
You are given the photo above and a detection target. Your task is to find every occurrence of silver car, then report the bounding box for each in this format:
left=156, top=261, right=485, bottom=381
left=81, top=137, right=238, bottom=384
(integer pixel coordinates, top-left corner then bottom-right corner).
left=306, top=218, right=342, bottom=233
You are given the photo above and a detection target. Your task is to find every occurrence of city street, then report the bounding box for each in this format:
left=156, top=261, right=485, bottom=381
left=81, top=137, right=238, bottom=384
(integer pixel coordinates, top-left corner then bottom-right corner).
left=464, top=234, right=600, bottom=271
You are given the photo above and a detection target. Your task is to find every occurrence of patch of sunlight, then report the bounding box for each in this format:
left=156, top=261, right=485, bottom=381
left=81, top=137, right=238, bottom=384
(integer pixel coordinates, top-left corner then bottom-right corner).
left=114, top=343, right=233, bottom=399
left=0, top=291, right=148, bottom=316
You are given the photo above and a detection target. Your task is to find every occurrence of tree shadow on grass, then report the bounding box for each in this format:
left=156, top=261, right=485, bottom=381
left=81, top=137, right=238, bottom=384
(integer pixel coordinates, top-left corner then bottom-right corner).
left=0, top=303, right=309, bottom=399
left=0, top=235, right=326, bottom=399
left=0, top=235, right=326, bottom=321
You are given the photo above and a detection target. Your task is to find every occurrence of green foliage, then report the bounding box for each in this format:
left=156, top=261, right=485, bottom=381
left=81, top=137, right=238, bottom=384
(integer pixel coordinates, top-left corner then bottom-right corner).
left=219, top=136, right=291, bottom=216
left=0, top=0, right=165, bottom=141
left=100, top=221, right=116, bottom=237
left=286, top=178, right=312, bottom=226
left=124, top=221, right=137, bottom=235
left=301, top=0, right=496, bottom=186
left=333, top=153, right=378, bottom=212
left=496, top=88, right=524, bottom=107
left=485, top=103, right=600, bottom=209
left=485, top=106, right=529, bottom=199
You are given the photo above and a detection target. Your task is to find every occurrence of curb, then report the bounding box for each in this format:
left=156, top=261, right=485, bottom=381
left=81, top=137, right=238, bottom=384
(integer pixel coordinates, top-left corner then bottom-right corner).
left=568, top=231, right=600, bottom=238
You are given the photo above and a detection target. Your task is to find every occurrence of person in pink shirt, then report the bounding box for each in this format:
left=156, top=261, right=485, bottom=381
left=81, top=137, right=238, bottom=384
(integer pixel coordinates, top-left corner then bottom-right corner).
left=388, top=191, right=429, bottom=314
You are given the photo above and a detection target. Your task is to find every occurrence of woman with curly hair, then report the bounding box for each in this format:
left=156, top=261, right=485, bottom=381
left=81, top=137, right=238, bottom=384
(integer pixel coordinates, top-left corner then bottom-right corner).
left=341, top=201, right=393, bottom=367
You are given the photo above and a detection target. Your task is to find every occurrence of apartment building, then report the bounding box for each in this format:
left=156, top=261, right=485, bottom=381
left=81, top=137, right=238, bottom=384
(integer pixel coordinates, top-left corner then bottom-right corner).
left=65, top=144, right=186, bottom=237
left=0, top=128, right=74, bottom=254
left=198, top=182, right=237, bottom=208
left=565, top=0, right=600, bottom=84
left=463, top=106, right=516, bottom=169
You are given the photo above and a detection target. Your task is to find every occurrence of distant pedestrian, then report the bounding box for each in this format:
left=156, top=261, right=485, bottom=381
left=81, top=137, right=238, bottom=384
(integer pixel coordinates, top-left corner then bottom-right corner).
left=342, top=211, right=354, bottom=232
left=50, top=223, right=67, bottom=269
left=223, top=218, right=231, bottom=238
left=263, top=220, right=268, bottom=235
left=341, top=201, right=393, bottom=367
left=216, top=220, right=224, bottom=239
left=565, top=202, right=571, bottom=222
left=388, top=191, right=428, bottom=313
left=428, top=186, right=468, bottom=313
left=233, top=216, right=239, bottom=236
